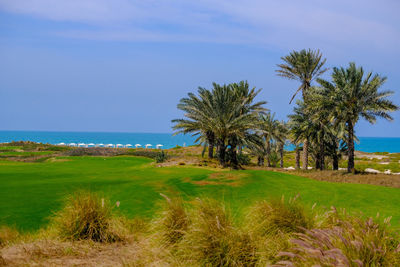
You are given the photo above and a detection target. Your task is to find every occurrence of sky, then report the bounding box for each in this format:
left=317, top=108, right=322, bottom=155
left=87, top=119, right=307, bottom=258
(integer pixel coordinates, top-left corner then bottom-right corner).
left=0, top=0, right=399, bottom=136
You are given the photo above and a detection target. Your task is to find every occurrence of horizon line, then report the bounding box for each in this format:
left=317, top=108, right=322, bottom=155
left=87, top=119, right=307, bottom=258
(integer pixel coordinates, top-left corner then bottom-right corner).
left=0, top=129, right=399, bottom=139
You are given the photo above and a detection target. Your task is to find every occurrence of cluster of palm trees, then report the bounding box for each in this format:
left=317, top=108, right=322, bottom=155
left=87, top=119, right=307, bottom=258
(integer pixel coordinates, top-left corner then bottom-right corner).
left=173, top=49, right=398, bottom=172
left=278, top=49, right=398, bottom=173
left=172, top=81, right=267, bottom=169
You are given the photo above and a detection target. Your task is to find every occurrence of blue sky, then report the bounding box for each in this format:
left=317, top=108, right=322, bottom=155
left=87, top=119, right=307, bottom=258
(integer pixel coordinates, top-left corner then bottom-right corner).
left=0, top=0, right=399, bottom=136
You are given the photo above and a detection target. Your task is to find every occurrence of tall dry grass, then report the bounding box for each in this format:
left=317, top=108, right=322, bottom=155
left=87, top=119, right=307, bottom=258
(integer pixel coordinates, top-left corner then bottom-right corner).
left=151, top=194, right=189, bottom=247
left=51, top=191, right=127, bottom=242
left=177, top=198, right=258, bottom=266
left=246, top=195, right=315, bottom=236
left=244, top=195, right=315, bottom=265
left=3, top=192, right=400, bottom=266
left=0, top=226, right=19, bottom=247
left=274, top=208, right=400, bottom=266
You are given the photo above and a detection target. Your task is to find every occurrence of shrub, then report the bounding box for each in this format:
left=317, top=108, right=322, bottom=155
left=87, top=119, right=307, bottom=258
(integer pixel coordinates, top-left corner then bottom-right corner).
left=155, top=151, right=169, bottom=163
left=179, top=198, right=258, bottom=266
left=51, top=191, right=126, bottom=242
left=237, top=153, right=251, bottom=165
left=127, top=150, right=160, bottom=159
left=268, top=151, right=280, bottom=167
left=152, top=194, right=189, bottom=246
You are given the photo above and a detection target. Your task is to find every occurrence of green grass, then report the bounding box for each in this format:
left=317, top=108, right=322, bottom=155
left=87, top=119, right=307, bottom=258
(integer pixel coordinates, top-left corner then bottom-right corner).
left=1, top=156, right=400, bottom=232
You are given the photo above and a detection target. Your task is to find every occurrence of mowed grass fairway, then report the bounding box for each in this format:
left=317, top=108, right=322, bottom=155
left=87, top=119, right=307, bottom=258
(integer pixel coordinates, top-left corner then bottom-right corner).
left=1, top=155, right=400, bottom=231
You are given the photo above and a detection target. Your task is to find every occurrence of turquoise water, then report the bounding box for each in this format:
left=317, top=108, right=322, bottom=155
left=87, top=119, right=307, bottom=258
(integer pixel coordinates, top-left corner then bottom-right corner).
left=0, top=131, right=195, bottom=149
left=0, top=131, right=399, bottom=152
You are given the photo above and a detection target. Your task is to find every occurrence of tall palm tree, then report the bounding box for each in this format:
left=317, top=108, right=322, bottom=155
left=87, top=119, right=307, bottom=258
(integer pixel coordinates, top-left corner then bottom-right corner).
left=317, top=62, right=398, bottom=172
left=277, top=49, right=327, bottom=170
left=212, top=82, right=266, bottom=168
left=172, top=87, right=216, bottom=159
left=276, top=49, right=328, bottom=104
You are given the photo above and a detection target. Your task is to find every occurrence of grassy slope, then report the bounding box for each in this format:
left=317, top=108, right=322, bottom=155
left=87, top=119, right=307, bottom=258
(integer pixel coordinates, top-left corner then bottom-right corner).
left=1, top=156, right=400, bottom=231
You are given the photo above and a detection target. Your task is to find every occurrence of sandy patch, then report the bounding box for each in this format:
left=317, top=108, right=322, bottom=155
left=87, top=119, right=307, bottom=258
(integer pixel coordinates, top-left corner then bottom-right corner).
left=46, top=158, right=71, bottom=163
left=183, top=172, right=248, bottom=187
left=355, top=151, right=388, bottom=160
left=0, top=239, right=150, bottom=267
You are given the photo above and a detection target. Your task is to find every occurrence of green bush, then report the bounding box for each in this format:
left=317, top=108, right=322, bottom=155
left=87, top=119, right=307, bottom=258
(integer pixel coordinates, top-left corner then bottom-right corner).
left=155, top=151, right=169, bottom=163
left=127, top=149, right=160, bottom=159
left=268, top=151, right=280, bottom=167
left=237, top=153, right=251, bottom=165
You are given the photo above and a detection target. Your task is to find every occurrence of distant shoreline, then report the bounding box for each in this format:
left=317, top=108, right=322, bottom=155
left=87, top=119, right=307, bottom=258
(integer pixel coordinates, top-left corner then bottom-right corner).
left=1, top=131, right=400, bottom=153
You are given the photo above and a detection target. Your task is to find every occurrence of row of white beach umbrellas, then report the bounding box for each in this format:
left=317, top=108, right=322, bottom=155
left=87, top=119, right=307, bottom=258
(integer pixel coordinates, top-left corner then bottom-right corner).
left=56, top=143, right=163, bottom=149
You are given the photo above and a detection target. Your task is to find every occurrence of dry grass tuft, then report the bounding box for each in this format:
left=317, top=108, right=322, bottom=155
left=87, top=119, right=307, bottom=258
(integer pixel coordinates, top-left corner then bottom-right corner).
left=178, top=198, right=258, bottom=266
left=247, top=195, right=314, bottom=236
left=151, top=194, right=189, bottom=246
left=51, top=191, right=128, bottom=243
left=0, top=226, right=19, bottom=247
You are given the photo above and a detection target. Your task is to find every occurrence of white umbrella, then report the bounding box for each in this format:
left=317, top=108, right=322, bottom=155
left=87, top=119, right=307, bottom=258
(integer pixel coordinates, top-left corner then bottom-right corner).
left=135, top=144, right=142, bottom=148
left=87, top=143, right=95, bottom=147
left=156, top=144, right=163, bottom=149
left=57, top=142, right=65, bottom=146
left=78, top=143, right=86, bottom=147
left=145, top=144, right=152, bottom=149
left=96, top=143, right=104, bottom=147
left=69, top=143, right=77, bottom=147
left=125, top=144, right=132, bottom=148
left=116, top=144, right=123, bottom=148
left=106, top=144, right=114, bottom=148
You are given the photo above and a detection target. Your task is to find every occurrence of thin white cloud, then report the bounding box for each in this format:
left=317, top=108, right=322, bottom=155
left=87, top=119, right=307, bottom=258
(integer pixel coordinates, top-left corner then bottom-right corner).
left=0, top=0, right=399, bottom=53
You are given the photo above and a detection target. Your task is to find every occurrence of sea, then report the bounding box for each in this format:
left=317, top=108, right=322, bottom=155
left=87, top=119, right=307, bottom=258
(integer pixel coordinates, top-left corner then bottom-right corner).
left=0, top=131, right=400, bottom=153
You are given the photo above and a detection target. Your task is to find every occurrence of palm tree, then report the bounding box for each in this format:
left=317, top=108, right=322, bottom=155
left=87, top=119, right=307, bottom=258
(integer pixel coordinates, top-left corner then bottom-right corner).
left=288, top=101, right=314, bottom=170
left=317, top=62, right=398, bottom=172
left=276, top=121, right=289, bottom=168
left=259, top=112, right=280, bottom=167
left=172, top=87, right=216, bottom=159
left=174, top=82, right=266, bottom=169
left=276, top=49, right=328, bottom=170
left=276, top=49, right=328, bottom=104
left=212, top=82, right=266, bottom=168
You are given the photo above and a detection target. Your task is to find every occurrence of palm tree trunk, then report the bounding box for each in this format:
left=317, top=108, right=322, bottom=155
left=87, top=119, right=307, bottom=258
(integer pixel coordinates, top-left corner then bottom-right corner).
left=347, top=121, right=355, bottom=173
left=257, top=156, right=264, bottom=166
left=332, top=154, right=339, bottom=170
left=217, top=139, right=226, bottom=167
left=332, top=140, right=339, bottom=170
left=208, top=142, right=214, bottom=159
left=279, top=143, right=284, bottom=168
left=207, top=131, right=215, bottom=159
left=302, top=138, right=309, bottom=170
left=266, top=140, right=271, bottom=167
left=228, top=140, right=239, bottom=169
left=319, top=141, right=325, bottom=170
left=295, top=147, right=300, bottom=169
left=315, top=152, right=321, bottom=170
